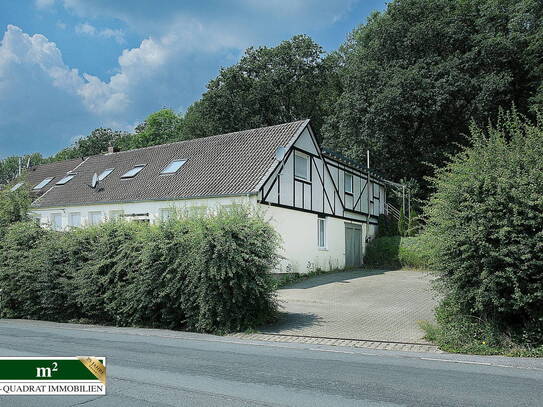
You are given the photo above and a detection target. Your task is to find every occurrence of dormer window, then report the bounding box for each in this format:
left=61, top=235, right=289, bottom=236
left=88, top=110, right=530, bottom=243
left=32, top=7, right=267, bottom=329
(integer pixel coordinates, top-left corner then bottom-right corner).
left=56, top=173, right=76, bottom=185
left=294, top=152, right=310, bottom=181
left=121, top=165, right=145, bottom=179
left=161, top=159, right=186, bottom=175
left=33, top=177, right=53, bottom=190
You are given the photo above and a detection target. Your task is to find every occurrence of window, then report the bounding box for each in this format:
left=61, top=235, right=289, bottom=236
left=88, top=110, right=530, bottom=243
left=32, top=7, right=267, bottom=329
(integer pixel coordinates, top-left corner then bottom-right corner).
left=121, top=165, right=145, bottom=179
left=69, top=212, right=81, bottom=227
left=33, top=177, right=53, bottom=190
left=318, top=217, right=326, bottom=249
left=109, top=210, right=124, bottom=220
left=344, top=173, right=353, bottom=194
left=294, top=152, right=309, bottom=180
left=51, top=213, right=62, bottom=231
left=98, top=168, right=114, bottom=181
left=31, top=214, right=41, bottom=224
left=161, top=160, right=186, bottom=175
left=373, top=182, right=380, bottom=198
left=89, top=211, right=103, bottom=225
left=10, top=182, right=23, bottom=192
left=56, top=174, right=76, bottom=185
left=160, top=208, right=175, bottom=222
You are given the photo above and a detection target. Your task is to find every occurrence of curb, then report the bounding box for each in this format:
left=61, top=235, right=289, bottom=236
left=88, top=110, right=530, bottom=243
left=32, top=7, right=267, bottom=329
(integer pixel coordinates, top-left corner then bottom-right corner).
left=229, top=333, right=443, bottom=353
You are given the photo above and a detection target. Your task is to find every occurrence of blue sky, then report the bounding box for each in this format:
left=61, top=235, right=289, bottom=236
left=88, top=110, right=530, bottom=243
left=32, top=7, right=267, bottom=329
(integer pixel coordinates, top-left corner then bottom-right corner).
left=0, top=0, right=386, bottom=158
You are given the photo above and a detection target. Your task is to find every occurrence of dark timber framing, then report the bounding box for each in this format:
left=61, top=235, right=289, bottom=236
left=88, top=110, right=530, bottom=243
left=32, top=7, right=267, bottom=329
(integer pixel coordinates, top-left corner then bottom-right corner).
left=259, top=122, right=387, bottom=223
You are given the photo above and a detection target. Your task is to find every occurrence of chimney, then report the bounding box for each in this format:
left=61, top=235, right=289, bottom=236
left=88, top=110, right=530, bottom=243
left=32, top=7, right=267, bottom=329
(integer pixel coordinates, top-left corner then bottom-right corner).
left=108, top=146, right=115, bottom=154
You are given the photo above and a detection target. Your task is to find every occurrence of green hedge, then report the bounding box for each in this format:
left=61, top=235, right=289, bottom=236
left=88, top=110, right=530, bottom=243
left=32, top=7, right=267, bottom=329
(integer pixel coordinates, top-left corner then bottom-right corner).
left=423, top=110, right=543, bottom=347
left=364, top=236, right=431, bottom=269
left=0, top=208, right=279, bottom=334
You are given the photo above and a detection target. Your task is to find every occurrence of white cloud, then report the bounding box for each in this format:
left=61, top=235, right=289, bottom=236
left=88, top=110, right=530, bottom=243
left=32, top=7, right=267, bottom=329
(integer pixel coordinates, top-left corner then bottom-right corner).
left=75, top=22, right=125, bottom=44
left=4, top=1, right=359, bottom=155
left=35, top=0, right=56, bottom=9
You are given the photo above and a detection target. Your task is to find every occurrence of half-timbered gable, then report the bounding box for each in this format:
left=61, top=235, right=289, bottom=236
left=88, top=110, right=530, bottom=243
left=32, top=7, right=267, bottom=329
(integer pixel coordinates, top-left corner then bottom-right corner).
left=259, top=121, right=386, bottom=224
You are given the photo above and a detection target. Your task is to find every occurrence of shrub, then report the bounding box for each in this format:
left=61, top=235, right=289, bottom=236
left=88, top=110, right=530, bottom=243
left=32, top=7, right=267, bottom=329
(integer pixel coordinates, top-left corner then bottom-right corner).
left=364, top=236, right=430, bottom=269
left=0, top=208, right=280, bottom=334
left=423, top=110, right=543, bottom=346
left=376, top=214, right=398, bottom=237
left=0, top=222, right=79, bottom=321
left=0, top=186, right=31, bottom=239
left=185, top=209, right=279, bottom=333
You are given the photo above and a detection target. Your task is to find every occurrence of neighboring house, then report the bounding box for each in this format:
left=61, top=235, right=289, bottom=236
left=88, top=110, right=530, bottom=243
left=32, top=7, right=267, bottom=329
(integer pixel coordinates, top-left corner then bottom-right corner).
left=13, top=120, right=392, bottom=273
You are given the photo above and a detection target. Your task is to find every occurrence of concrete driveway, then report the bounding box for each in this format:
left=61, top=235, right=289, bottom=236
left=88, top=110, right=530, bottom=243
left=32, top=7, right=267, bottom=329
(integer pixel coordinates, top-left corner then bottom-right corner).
left=262, top=269, right=437, bottom=344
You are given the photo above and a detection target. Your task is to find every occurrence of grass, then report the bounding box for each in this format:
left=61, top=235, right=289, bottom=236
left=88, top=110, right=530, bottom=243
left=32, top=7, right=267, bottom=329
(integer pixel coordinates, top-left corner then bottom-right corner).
left=419, top=320, right=543, bottom=357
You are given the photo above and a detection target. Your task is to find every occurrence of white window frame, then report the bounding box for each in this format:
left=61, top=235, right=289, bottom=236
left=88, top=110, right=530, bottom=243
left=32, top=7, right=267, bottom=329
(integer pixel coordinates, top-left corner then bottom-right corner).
left=121, top=165, right=145, bottom=179
left=294, top=152, right=310, bottom=181
left=89, top=211, right=103, bottom=225
left=68, top=212, right=81, bottom=227
left=161, top=159, right=187, bottom=175
left=98, top=168, right=115, bottom=181
left=10, top=182, right=24, bottom=192
left=159, top=208, right=175, bottom=222
left=109, top=210, right=124, bottom=220
left=51, top=213, right=63, bottom=231
left=56, top=174, right=76, bottom=185
left=317, top=217, right=327, bottom=249
left=33, top=177, right=53, bottom=190
left=344, top=172, right=353, bottom=194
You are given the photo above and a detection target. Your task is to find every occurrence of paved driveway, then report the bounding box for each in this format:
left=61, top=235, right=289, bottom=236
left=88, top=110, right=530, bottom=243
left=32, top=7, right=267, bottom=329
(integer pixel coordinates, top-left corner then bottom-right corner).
left=262, top=269, right=437, bottom=344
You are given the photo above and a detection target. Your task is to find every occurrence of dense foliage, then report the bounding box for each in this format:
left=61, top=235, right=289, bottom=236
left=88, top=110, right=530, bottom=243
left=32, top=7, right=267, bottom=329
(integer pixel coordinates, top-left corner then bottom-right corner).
left=183, top=34, right=338, bottom=139
left=323, top=0, right=543, bottom=197
left=364, top=236, right=431, bottom=269
left=423, top=110, right=543, bottom=348
left=0, top=209, right=280, bottom=334
left=0, top=186, right=31, bottom=239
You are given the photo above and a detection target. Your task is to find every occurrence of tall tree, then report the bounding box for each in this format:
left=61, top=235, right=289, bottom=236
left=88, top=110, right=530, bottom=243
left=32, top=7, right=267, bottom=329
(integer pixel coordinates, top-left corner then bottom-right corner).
left=52, top=128, right=130, bottom=161
left=183, top=35, right=337, bottom=139
left=323, top=0, right=543, bottom=196
left=0, top=154, right=44, bottom=186
left=129, top=109, right=185, bottom=148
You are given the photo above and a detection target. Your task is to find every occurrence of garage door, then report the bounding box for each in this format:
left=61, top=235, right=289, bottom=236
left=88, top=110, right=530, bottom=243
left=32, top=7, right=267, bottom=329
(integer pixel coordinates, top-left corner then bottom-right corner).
left=345, top=223, right=362, bottom=268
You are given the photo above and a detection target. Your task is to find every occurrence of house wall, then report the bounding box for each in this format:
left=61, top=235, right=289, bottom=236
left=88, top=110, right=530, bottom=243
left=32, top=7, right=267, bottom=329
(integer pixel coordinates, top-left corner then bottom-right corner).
left=259, top=203, right=378, bottom=274
left=30, top=195, right=258, bottom=229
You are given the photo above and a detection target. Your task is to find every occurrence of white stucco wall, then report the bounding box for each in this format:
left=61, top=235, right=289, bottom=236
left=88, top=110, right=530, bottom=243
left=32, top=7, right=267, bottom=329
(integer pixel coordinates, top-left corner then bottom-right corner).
left=30, top=194, right=258, bottom=229
left=259, top=204, right=377, bottom=274
left=30, top=195, right=379, bottom=275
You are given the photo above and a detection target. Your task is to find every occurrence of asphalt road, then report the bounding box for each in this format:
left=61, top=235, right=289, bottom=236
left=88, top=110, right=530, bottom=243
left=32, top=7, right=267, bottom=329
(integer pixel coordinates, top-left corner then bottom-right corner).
left=0, top=320, right=541, bottom=407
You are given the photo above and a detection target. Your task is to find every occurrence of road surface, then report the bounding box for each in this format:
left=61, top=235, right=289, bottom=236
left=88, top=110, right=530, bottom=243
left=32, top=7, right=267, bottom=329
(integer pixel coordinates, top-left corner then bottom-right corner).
left=0, top=320, right=541, bottom=406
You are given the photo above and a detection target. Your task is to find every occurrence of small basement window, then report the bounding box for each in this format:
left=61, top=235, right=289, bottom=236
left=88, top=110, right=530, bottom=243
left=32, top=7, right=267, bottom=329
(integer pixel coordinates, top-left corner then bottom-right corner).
left=344, top=173, right=353, bottom=194
left=161, top=159, right=186, bottom=175
left=294, top=152, right=310, bottom=181
left=10, top=182, right=23, bottom=192
left=33, top=177, right=54, bottom=190
left=121, top=165, right=145, bottom=179
left=56, top=174, right=76, bottom=185
left=98, top=168, right=114, bottom=181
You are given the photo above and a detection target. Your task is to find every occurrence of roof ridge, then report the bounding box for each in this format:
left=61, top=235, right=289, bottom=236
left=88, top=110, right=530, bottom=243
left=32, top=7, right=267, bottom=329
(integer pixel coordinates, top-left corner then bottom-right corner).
left=90, top=119, right=309, bottom=158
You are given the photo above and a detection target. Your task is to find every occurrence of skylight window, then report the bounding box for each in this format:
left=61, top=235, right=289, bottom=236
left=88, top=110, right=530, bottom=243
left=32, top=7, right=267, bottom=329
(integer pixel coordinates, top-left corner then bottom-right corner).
left=121, top=165, right=145, bottom=179
left=161, top=159, right=186, bottom=175
left=98, top=168, right=114, bottom=181
left=10, top=182, right=23, bottom=192
left=33, top=177, right=53, bottom=190
left=56, top=174, right=76, bottom=185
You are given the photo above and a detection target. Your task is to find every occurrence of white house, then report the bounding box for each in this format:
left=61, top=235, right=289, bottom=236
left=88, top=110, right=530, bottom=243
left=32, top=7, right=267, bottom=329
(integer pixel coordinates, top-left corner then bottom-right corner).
left=15, top=120, right=391, bottom=273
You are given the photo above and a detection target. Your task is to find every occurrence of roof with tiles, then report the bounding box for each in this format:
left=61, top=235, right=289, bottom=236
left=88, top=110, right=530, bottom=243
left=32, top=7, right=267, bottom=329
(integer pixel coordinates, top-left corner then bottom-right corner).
left=29, top=120, right=308, bottom=208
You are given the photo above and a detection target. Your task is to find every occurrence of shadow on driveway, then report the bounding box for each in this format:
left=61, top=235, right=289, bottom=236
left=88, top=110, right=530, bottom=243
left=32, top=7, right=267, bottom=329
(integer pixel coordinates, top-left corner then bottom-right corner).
left=262, top=269, right=437, bottom=343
